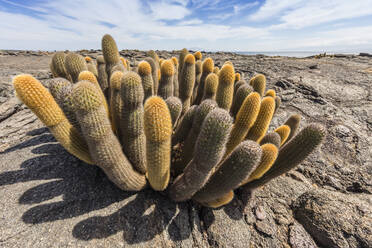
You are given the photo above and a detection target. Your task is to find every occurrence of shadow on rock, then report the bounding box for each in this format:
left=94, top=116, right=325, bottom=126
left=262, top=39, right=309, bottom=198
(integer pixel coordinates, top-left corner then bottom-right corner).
left=0, top=131, right=197, bottom=244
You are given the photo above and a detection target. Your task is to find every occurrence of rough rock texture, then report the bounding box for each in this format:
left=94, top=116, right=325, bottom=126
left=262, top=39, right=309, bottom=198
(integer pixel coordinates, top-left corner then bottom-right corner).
left=0, top=50, right=371, bottom=247
left=293, top=188, right=372, bottom=248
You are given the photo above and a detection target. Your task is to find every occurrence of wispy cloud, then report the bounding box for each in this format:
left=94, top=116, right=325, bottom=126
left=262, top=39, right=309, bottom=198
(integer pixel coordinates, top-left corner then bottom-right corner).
left=0, top=0, right=371, bottom=52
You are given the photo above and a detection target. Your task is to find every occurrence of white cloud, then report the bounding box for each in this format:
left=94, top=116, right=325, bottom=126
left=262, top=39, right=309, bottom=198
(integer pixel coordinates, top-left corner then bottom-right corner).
left=149, top=0, right=191, bottom=20
left=249, top=0, right=303, bottom=21
left=0, top=0, right=266, bottom=50
left=178, top=19, right=203, bottom=25
left=0, top=0, right=371, bottom=52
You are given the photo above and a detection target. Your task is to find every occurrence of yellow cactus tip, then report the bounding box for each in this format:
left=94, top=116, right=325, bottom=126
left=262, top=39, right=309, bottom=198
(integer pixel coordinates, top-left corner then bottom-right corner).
left=224, top=61, right=233, bottom=66
left=13, top=74, right=42, bottom=102
left=73, top=81, right=102, bottom=111
left=219, top=64, right=235, bottom=83
left=120, top=57, right=127, bottom=67
left=274, top=124, right=291, bottom=146
left=265, top=89, right=276, bottom=98
left=138, top=61, right=152, bottom=75
left=194, top=51, right=202, bottom=60
left=78, top=70, right=95, bottom=81
left=85, top=56, right=92, bottom=62
left=171, top=57, right=178, bottom=66
left=110, top=71, right=124, bottom=89
left=235, top=72, right=241, bottom=81
left=184, top=54, right=195, bottom=64
left=144, top=96, right=173, bottom=141
left=203, top=58, right=214, bottom=72
left=161, top=60, right=175, bottom=76
left=202, top=191, right=234, bottom=208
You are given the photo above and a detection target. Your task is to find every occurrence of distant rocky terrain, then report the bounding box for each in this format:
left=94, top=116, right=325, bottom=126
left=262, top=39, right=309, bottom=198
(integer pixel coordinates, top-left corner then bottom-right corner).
left=0, top=50, right=371, bottom=248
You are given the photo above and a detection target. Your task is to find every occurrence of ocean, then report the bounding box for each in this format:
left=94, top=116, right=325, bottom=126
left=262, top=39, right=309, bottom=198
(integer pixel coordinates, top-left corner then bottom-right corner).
left=235, top=51, right=357, bottom=58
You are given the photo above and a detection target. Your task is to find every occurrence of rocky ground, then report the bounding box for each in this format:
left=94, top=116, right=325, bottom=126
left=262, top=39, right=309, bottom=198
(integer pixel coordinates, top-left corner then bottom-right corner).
left=0, top=50, right=371, bottom=248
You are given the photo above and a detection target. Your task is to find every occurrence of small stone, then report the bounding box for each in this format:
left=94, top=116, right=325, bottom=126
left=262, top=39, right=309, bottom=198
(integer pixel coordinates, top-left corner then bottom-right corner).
left=254, top=205, right=266, bottom=220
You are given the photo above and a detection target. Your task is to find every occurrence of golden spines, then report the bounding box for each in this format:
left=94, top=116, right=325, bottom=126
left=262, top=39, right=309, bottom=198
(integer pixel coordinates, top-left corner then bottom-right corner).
left=246, top=96, right=275, bottom=142
left=265, top=89, right=276, bottom=97
left=216, top=64, right=235, bottom=110
left=202, top=73, right=219, bottom=101
left=283, top=114, right=301, bottom=144
left=224, top=92, right=261, bottom=157
left=193, top=57, right=214, bottom=105
left=120, top=57, right=128, bottom=69
left=72, top=81, right=146, bottom=191
left=13, top=74, right=92, bottom=164
left=109, top=71, right=124, bottom=134
left=78, top=71, right=109, bottom=116
left=158, top=60, right=175, bottom=99
left=65, top=53, right=88, bottom=83
left=274, top=125, right=291, bottom=146
left=235, top=72, right=241, bottom=82
left=138, top=61, right=154, bottom=100
left=245, top=143, right=278, bottom=183
left=144, top=96, right=173, bottom=191
left=250, top=74, right=266, bottom=96
left=179, top=54, right=196, bottom=114
left=194, top=51, right=202, bottom=61
left=213, top=66, right=219, bottom=74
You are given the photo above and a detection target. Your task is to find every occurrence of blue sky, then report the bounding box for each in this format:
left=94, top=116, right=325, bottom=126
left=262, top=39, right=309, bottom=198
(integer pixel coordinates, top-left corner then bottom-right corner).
left=1, top=0, right=372, bottom=52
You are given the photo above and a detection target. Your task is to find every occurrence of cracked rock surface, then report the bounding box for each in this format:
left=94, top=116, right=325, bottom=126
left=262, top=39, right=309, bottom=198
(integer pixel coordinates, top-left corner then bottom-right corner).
left=0, top=51, right=371, bottom=247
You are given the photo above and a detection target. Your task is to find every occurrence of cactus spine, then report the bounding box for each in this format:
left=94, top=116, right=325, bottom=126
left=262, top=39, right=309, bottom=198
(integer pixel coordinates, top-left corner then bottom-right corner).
left=158, top=60, right=174, bottom=99
left=171, top=57, right=179, bottom=97
left=144, top=96, right=173, bottom=191
left=172, top=105, right=197, bottom=145
left=109, top=71, right=124, bottom=135
left=64, top=53, right=88, bottom=83
left=244, top=144, right=278, bottom=184
left=231, top=83, right=253, bottom=118
left=260, top=132, right=281, bottom=148
left=213, top=66, right=220, bottom=74
left=246, top=97, right=275, bottom=142
left=120, top=72, right=147, bottom=174
left=224, top=92, right=261, bottom=157
left=194, top=58, right=214, bottom=105
left=193, top=140, right=262, bottom=203
left=138, top=61, right=154, bottom=101
left=165, top=97, right=182, bottom=127
left=194, top=51, right=202, bottom=61
left=274, top=96, right=281, bottom=113
left=48, top=78, right=81, bottom=131
left=102, top=34, right=120, bottom=80
left=216, top=64, right=235, bottom=110
left=250, top=74, right=266, bottom=96
left=235, top=72, right=241, bottom=82
left=169, top=108, right=233, bottom=202
left=179, top=54, right=196, bottom=114
left=50, top=52, right=70, bottom=80
left=178, top=48, right=188, bottom=79
left=174, top=100, right=217, bottom=174
left=201, top=73, right=218, bottom=101
left=13, top=75, right=92, bottom=164
left=96, top=55, right=109, bottom=98
left=72, top=81, right=146, bottom=190
left=274, top=125, right=291, bottom=146
left=144, top=57, right=159, bottom=95
left=265, top=89, right=276, bottom=98
left=283, top=114, right=301, bottom=144
left=78, top=71, right=109, bottom=116
left=244, top=123, right=326, bottom=189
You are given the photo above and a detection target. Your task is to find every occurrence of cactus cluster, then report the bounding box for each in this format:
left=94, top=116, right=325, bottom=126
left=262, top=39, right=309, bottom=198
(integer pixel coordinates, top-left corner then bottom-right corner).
left=13, top=34, right=326, bottom=208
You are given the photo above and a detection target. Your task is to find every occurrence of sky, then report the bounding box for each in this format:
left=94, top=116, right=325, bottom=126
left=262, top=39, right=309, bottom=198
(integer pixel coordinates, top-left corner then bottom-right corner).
left=1, top=0, right=372, bottom=52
